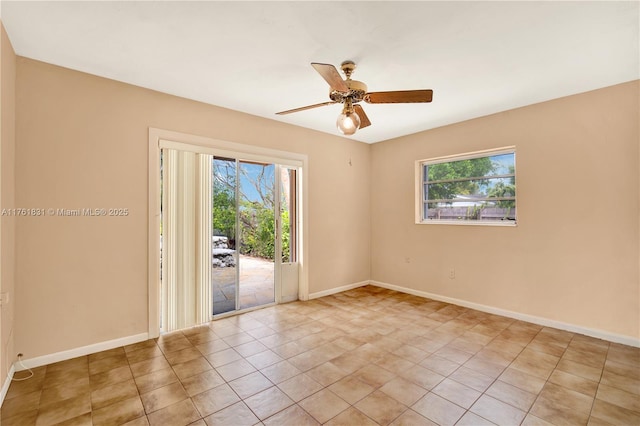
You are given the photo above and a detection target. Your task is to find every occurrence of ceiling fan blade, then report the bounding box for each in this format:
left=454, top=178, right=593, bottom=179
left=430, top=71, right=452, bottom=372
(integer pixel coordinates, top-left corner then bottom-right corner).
left=311, top=63, right=349, bottom=92
left=354, top=104, right=371, bottom=129
left=364, top=89, right=433, bottom=104
left=276, top=101, right=337, bottom=115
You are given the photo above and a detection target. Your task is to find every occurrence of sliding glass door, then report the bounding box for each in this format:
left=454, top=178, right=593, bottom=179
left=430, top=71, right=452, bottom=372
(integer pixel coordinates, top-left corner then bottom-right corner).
left=238, top=161, right=276, bottom=311
left=154, top=132, right=305, bottom=335
left=212, top=158, right=279, bottom=316
left=211, top=157, right=238, bottom=315
left=160, top=144, right=299, bottom=329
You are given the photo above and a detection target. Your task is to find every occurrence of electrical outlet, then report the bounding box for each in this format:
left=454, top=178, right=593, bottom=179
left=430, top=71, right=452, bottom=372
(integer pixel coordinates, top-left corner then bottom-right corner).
left=404, top=257, right=411, bottom=263
left=449, top=269, right=455, bottom=279
left=0, top=292, right=8, bottom=305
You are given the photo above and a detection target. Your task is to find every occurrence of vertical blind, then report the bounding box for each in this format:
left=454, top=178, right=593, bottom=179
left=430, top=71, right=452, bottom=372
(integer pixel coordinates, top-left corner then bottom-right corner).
left=162, top=149, right=212, bottom=331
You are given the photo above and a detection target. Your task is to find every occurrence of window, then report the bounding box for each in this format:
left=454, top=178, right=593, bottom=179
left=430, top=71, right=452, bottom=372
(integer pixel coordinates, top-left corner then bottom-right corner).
left=417, top=147, right=516, bottom=225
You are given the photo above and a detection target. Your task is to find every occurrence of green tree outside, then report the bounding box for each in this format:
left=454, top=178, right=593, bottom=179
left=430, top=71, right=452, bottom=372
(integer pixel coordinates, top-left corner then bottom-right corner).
left=212, top=159, right=290, bottom=261
left=213, top=187, right=237, bottom=246
left=426, top=157, right=495, bottom=202
left=486, top=165, right=516, bottom=208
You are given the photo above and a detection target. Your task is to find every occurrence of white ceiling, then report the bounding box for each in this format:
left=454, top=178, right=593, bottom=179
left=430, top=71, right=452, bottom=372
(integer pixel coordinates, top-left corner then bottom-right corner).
left=1, top=1, right=638, bottom=144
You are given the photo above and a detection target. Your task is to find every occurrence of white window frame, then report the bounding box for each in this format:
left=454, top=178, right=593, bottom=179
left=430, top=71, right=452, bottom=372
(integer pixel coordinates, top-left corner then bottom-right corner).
left=415, top=146, right=517, bottom=226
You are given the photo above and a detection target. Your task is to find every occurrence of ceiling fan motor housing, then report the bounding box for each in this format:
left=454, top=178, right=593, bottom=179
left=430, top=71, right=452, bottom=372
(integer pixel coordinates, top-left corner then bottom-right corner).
left=330, top=79, right=368, bottom=103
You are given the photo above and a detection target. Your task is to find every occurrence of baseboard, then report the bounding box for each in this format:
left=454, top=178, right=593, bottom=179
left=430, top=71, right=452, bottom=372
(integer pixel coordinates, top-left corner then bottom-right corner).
left=281, top=295, right=299, bottom=303
left=370, top=280, right=640, bottom=348
left=15, top=332, right=149, bottom=371
left=0, top=363, right=15, bottom=407
left=309, top=280, right=369, bottom=300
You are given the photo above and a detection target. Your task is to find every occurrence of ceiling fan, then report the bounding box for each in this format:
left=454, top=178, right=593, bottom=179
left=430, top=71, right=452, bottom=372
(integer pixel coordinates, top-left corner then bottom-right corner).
left=276, top=60, right=433, bottom=136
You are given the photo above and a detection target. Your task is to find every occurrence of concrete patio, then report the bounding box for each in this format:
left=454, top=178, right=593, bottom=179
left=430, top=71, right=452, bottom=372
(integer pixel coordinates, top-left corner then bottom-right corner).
left=212, top=255, right=275, bottom=314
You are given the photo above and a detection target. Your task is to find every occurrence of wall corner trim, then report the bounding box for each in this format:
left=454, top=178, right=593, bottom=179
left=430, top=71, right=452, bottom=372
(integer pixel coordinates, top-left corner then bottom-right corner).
left=308, top=281, right=369, bottom=300
left=370, top=280, right=640, bottom=348
left=15, top=333, right=149, bottom=371
left=0, top=364, right=16, bottom=407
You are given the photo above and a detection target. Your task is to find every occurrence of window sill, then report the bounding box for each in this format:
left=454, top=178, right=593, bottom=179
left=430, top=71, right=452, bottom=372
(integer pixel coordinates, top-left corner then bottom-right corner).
left=417, top=220, right=517, bottom=227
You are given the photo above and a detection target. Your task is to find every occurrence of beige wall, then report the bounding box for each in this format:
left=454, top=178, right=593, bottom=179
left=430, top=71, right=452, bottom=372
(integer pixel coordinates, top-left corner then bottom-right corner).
left=1, top=21, right=17, bottom=387
left=14, top=58, right=371, bottom=359
left=371, top=81, right=639, bottom=340
left=8, top=53, right=640, bottom=362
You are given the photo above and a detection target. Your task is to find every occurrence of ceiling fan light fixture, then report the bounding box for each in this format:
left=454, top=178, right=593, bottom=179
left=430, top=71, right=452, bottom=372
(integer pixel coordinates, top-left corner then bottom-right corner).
left=336, top=110, right=361, bottom=135
left=336, top=99, right=360, bottom=136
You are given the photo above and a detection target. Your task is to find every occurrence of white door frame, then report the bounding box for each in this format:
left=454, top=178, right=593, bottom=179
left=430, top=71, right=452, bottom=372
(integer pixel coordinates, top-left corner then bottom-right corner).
left=148, top=128, right=308, bottom=338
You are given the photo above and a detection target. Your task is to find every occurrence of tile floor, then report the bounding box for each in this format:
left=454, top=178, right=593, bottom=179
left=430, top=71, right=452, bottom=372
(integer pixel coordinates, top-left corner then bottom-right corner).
left=3, top=286, right=639, bottom=426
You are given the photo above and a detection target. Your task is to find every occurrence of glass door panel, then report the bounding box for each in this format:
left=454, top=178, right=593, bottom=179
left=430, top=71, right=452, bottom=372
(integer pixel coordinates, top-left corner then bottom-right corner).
left=279, top=167, right=299, bottom=302
left=238, top=161, right=275, bottom=310
left=212, top=157, right=277, bottom=316
left=280, top=168, right=297, bottom=263
left=212, top=157, right=238, bottom=315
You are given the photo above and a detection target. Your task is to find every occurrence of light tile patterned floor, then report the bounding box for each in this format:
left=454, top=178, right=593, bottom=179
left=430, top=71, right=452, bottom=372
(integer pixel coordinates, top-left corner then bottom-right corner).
left=3, top=286, right=639, bottom=425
